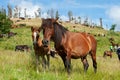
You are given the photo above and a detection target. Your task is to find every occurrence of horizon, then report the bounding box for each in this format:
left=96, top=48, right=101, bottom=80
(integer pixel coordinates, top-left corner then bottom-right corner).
left=0, top=0, right=120, bottom=31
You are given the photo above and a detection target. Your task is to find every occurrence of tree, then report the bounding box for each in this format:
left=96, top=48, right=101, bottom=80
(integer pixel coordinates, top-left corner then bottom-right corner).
left=0, top=12, right=13, bottom=34
left=18, top=7, right=21, bottom=18
left=99, top=18, right=103, bottom=27
left=68, top=10, right=73, bottom=21
left=47, top=8, right=54, bottom=18
left=84, top=16, right=89, bottom=26
left=78, top=16, right=81, bottom=24
left=55, top=10, right=59, bottom=19
left=13, top=5, right=19, bottom=18
left=34, top=12, right=37, bottom=18
left=0, top=6, right=6, bottom=15
left=37, top=8, right=41, bottom=18
left=7, top=4, right=12, bottom=18
left=50, top=8, right=54, bottom=18
left=47, top=10, right=50, bottom=18
left=110, top=24, right=116, bottom=31
left=24, top=8, right=27, bottom=18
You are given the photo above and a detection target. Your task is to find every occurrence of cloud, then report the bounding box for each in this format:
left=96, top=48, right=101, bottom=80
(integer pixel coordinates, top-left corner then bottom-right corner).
left=18, top=1, right=40, bottom=17
left=9, top=0, right=43, bottom=18
left=106, top=6, right=120, bottom=31
left=60, top=15, right=69, bottom=21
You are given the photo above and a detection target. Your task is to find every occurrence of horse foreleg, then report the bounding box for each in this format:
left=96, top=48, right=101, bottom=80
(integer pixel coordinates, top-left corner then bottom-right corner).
left=42, top=56, right=47, bottom=69
left=81, top=57, right=89, bottom=73
left=46, top=54, right=50, bottom=69
left=118, top=54, right=120, bottom=61
left=59, top=54, right=67, bottom=69
left=35, top=55, right=39, bottom=73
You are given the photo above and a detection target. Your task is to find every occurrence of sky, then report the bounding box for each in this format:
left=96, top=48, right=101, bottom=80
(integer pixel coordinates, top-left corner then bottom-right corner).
left=0, top=0, right=120, bottom=31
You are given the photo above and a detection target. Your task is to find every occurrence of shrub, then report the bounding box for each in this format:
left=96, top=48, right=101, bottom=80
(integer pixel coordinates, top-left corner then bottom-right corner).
left=0, top=13, right=13, bottom=34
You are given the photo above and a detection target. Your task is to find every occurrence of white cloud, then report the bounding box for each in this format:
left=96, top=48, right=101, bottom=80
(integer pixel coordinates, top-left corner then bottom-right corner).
left=18, top=1, right=41, bottom=18
left=60, top=15, right=69, bottom=21
left=9, top=0, right=43, bottom=18
left=106, top=6, right=120, bottom=31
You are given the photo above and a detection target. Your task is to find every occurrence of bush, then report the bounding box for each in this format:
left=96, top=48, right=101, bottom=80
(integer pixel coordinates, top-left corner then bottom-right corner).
left=0, top=13, right=13, bottom=34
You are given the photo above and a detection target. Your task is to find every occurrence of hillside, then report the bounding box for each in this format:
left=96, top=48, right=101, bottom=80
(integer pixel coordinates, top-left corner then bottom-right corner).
left=0, top=18, right=120, bottom=80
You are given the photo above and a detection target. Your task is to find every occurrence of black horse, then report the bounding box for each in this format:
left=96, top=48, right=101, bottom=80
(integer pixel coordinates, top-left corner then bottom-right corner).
left=116, top=47, right=120, bottom=61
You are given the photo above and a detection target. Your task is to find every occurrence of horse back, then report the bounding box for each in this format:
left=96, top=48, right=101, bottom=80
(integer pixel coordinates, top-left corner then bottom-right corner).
left=80, top=32, right=97, bottom=51
left=62, top=32, right=97, bottom=58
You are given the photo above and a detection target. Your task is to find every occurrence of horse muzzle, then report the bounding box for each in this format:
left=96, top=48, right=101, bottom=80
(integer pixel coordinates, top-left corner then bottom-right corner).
left=42, top=39, right=49, bottom=47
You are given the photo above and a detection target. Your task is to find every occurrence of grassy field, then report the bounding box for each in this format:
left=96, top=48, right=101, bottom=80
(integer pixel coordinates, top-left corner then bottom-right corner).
left=0, top=19, right=120, bottom=80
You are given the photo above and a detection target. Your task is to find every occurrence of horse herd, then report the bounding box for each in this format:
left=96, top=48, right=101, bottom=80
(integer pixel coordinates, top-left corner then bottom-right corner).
left=29, top=18, right=120, bottom=74
left=2, top=18, right=119, bottom=74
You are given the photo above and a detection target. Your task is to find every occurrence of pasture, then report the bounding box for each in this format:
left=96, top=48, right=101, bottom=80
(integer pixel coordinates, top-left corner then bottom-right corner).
left=0, top=19, right=120, bottom=80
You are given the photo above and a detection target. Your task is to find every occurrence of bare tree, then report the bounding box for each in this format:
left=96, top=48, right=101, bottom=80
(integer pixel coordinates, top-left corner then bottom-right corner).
left=7, top=4, right=12, bottom=18
left=24, top=8, right=27, bottom=18
left=50, top=8, right=54, bottom=18
left=34, top=12, right=37, bottom=18
left=47, top=10, right=50, bottom=18
left=68, top=10, right=73, bottom=22
left=78, top=16, right=81, bottom=24
left=84, top=16, right=89, bottom=26
left=37, top=8, right=41, bottom=18
left=99, top=18, right=103, bottom=27
left=18, top=7, right=21, bottom=18
left=14, top=5, right=19, bottom=18
left=47, top=8, right=54, bottom=18
left=55, top=10, right=59, bottom=19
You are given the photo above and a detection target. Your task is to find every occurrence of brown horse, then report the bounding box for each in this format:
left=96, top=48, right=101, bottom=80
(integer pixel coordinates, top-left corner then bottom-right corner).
left=40, top=18, right=97, bottom=74
left=103, top=50, right=113, bottom=58
left=31, top=27, right=50, bottom=73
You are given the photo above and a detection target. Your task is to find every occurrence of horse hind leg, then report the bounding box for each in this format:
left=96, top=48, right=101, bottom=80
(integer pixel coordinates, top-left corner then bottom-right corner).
left=65, top=55, right=71, bottom=74
left=90, top=51, right=97, bottom=73
left=81, top=57, right=89, bottom=72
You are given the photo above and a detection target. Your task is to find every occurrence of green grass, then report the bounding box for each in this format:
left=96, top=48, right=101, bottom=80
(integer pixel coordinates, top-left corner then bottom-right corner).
left=0, top=26, right=120, bottom=80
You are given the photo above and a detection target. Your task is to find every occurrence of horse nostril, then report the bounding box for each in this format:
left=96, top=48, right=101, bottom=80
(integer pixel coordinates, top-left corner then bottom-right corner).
left=46, top=40, right=49, bottom=43
left=42, top=39, right=49, bottom=46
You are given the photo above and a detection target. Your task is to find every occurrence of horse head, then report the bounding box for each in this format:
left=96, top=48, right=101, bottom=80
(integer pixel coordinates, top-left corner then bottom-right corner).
left=41, top=18, right=58, bottom=47
left=31, top=27, right=40, bottom=46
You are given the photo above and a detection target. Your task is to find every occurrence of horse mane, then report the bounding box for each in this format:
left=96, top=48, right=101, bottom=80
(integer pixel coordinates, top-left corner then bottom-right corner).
left=53, top=22, right=68, bottom=45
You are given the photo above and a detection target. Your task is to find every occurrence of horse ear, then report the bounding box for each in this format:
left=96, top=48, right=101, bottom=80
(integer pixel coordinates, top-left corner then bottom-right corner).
left=52, top=17, right=59, bottom=23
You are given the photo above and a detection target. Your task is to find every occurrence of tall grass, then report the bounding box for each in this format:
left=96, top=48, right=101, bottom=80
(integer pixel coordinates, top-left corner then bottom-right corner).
left=0, top=24, right=120, bottom=80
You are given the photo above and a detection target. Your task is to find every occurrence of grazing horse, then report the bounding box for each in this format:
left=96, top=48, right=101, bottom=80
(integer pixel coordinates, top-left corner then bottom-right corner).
left=110, top=41, right=119, bottom=51
left=31, top=27, right=50, bottom=73
left=116, top=47, right=120, bottom=61
left=15, top=45, right=30, bottom=52
left=103, top=50, right=113, bottom=58
left=40, top=18, right=97, bottom=74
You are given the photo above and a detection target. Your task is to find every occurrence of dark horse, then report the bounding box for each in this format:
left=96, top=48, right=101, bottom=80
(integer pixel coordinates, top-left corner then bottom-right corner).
left=103, top=50, right=113, bottom=58
left=116, top=47, right=120, bottom=61
left=31, top=27, right=50, bottom=73
left=40, top=18, right=97, bottom=74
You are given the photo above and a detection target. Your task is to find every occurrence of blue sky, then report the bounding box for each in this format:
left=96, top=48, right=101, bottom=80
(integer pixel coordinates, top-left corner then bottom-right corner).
left=0, top=0, right=120, bottom=31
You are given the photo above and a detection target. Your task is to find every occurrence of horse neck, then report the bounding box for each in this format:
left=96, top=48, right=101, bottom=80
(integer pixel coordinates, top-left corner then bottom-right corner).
left=37, top=37, right=42, bottom=46
left=53, top=23, right=67, bottom=46
left=34, top=37, right=42, bottom=47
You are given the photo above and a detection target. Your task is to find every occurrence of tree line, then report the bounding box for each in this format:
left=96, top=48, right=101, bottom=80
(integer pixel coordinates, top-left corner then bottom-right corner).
left=0, top=3, right=117, bottom=34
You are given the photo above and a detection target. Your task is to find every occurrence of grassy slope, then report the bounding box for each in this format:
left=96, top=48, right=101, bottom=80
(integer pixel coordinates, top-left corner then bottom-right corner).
left=0, top=18, right=120, bottom=80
